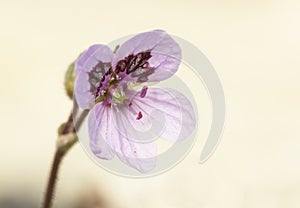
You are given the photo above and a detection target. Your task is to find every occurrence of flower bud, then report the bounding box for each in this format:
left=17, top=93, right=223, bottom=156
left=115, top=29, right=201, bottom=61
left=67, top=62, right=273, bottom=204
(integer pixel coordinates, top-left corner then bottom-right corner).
left=56, top=132, right=77, bottom=150
left=57, top=122, right=66, bottom=135
left=64, top=61, right=76, bottom=99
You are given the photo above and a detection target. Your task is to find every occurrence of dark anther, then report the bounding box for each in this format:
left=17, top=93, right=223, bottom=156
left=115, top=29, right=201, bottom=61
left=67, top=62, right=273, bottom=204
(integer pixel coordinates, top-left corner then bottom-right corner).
left=136, top=111, right=143, bottom=120
left=140, top=86, right=148, bottom=98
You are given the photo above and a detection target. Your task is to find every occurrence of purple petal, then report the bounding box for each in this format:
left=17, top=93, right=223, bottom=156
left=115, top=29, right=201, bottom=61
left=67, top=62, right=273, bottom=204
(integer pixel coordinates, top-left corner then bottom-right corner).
left=76, top=44, right=113, bottom=74
left=74, top=71, right=94, bottom=109
left=121, top=87, right=196, bottom=142
left=112, top=30, right=181, bottom=83
left=74, top=45, right=113, bottom=109
left=111, top=108, right=157, bottom=173
left=88, top=103, right=115, bottom=160
left=88, top=102, right=157, bottom=173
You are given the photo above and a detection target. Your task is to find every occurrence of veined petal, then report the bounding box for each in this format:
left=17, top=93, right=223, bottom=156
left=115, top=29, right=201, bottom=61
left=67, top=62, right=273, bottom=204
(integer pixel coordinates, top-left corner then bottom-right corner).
left=88, top=103, right=157, bottom=173
left=74, top=45, right=113, bottom=109
left=122, top=87, right=196, bottom=142
left=88, top=102, right=115, bottom=160
left=111, top=108, right=157, bottom=173
left=112, top=30, right=181, bottom=83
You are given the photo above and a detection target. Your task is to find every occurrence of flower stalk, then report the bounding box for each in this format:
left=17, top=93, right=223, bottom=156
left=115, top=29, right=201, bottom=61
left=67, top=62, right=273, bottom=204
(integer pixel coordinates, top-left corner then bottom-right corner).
left=42, top=147, right=66, bottom=208
left=42, top=62, right=89, bottom=208
left=42, top=104, right=88, bottom=208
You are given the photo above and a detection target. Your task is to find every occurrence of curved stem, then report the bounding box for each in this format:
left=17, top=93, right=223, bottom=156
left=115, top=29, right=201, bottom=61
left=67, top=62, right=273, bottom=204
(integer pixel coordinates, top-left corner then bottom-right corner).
left=42, top=108, right=88, bottom=208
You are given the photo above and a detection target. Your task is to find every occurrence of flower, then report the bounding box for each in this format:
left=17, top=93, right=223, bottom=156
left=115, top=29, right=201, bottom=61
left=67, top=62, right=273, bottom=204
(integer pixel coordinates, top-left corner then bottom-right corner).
left=75, top=30, right=196, bottom=173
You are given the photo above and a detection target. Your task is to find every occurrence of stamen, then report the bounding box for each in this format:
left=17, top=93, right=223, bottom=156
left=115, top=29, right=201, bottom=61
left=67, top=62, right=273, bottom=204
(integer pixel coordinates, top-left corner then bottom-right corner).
left=140, top=86, right=148, bottom=98
left=136, top=111, right=143, bottom=120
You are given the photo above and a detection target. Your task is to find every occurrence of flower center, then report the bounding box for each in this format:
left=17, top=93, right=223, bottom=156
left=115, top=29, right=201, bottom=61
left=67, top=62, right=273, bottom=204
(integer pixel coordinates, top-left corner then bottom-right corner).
left=89, top=50, right=155, bottom=105
left=111, top=87, right=127, bottom=104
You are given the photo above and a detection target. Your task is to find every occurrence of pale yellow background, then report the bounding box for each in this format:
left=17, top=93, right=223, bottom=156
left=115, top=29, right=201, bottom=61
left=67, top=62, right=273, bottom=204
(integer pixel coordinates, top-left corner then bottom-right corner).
left=1, top=0, right=300, bottom=207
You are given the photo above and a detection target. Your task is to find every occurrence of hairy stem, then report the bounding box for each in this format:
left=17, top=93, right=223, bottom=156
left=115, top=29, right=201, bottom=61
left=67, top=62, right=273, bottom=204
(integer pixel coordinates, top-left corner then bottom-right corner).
left=42, top=148, right=66, bottom=208
left=42, top=107, right=88, bottom=208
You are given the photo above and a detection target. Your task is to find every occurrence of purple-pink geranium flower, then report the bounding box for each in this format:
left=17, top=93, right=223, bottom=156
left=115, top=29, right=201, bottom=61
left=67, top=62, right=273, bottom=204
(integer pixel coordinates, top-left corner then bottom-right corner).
left=75, top=30, right=196, bottom=173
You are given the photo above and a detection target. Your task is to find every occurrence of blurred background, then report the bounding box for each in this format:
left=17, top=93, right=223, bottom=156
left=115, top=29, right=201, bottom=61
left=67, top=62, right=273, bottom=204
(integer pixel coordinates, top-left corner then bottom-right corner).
left=1, top=0, right=300, bottom=207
